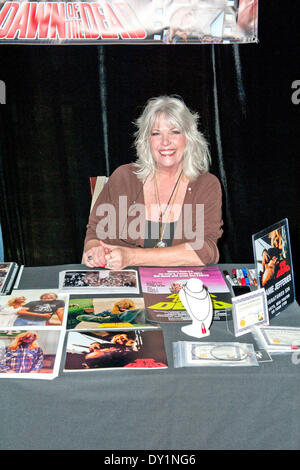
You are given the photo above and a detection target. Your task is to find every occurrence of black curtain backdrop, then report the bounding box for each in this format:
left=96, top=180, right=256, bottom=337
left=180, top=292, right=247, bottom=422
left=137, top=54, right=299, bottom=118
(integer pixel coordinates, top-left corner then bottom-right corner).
left=0, top=2, right=299, bottom=296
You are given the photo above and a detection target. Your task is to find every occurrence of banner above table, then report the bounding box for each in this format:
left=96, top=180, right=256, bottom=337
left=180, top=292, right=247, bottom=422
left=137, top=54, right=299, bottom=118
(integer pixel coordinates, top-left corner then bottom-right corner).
left=0, top=0, right=258, bottom=44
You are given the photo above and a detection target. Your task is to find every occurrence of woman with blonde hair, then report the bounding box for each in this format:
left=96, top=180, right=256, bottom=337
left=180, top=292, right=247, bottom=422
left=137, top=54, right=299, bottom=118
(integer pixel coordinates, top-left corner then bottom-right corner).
left=261, top=229, right=284, bottom=286
left=0, top=296, right=26, bottom=327
left=0, top=331, right=44, bottom=373
left=83, top=95, right=223, bottom=270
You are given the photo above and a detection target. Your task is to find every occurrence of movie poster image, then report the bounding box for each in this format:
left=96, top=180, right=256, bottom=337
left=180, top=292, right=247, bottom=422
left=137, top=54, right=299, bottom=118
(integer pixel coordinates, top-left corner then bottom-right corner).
left=0, top=329, right=64, bottom=379
left=139, top=266, right=232, bottom=323
left=0, top=0, right=258, bottom=44
left=252, top=218, right=295, bottom=319
left=59, top=269, right=139, bottom=294
left=67, top=296, right=152, bottom=330
left=64, top=329, right=168, bottom=371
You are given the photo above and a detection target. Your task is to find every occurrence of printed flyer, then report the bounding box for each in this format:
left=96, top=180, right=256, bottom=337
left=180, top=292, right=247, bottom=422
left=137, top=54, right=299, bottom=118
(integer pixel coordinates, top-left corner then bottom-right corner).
left=139, top=266, right=232, bottom=323
left=252, top=218, right=295, bottom=319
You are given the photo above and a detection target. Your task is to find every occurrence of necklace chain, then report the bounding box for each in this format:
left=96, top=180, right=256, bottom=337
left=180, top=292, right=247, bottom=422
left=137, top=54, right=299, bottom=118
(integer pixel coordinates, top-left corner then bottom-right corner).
left=181, top=285, right=211, bottom=322
left=154, top=169, right=183, bottom=246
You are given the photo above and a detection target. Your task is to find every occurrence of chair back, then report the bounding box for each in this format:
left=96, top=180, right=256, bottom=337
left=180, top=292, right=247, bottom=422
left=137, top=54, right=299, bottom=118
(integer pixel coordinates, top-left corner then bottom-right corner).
left=82, top=176, right=108, bottom=263
left=89, top=176, right=108, bottom=212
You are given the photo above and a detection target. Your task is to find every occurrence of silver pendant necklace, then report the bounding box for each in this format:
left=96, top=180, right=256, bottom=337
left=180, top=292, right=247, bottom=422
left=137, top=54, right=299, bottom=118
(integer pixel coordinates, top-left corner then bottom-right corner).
left=154, top=169, right=183, bottom=248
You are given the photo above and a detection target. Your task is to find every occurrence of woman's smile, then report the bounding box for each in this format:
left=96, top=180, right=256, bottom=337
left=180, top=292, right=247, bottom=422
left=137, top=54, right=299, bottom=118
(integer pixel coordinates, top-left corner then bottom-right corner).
left=150, top=114, right=186, bottom=172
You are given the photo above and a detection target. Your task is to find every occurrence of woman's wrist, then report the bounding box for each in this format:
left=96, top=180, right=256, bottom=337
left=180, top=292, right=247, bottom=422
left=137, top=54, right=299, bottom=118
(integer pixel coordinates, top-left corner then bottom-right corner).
left=127, top=244, right=204, bottom=267
left=127, top=247, right=142, bottom=267
left=84, top=239, right=100, bottom=252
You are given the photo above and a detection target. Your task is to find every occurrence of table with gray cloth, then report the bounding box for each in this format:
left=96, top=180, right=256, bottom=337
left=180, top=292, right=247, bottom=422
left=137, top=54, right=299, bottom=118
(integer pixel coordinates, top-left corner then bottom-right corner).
left=0, top=263, right=299, bottom=451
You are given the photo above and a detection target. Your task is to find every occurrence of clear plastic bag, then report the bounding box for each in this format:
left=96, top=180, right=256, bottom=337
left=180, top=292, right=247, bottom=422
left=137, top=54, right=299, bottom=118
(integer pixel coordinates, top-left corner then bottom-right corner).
left=173, top=341, right=259, bottom=367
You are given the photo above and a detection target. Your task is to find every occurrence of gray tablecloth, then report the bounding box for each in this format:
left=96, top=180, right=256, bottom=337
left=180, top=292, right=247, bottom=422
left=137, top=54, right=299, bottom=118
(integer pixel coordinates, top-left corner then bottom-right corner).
left=0, top=264, right=299, bottom=450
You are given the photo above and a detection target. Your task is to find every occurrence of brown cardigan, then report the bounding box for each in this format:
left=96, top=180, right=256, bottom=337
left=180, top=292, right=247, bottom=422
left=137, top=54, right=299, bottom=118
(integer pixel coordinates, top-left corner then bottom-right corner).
left=85, top=163, right=223, bottom=264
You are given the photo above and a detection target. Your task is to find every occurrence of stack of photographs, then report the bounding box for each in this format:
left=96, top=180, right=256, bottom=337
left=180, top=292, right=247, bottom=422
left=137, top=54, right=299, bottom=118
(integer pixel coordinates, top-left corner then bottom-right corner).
left=61, top=268, right=168, bottom=372
left=0, top=289, right=69, bottom=379
left=0, top=262, right=22, bottom=295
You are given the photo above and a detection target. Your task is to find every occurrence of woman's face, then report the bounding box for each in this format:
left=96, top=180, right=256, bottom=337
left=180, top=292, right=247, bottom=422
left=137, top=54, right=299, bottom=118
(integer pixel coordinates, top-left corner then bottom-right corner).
left=22, top=333, right=36, bottom=344
left=150, top=114, right=186, bottom=172
left=271, top=231, right=280, bottom=248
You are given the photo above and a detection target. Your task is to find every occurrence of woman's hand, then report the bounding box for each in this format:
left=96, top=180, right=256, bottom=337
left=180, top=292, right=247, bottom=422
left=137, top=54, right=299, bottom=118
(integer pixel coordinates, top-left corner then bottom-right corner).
left=100, top=241, right=133, bottom=270
left=83, top=241, right=110, bottom=268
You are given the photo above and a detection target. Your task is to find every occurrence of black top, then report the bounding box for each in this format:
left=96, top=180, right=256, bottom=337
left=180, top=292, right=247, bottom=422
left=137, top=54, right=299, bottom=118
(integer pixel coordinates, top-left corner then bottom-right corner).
left=143, top=220, right=176, bottom=248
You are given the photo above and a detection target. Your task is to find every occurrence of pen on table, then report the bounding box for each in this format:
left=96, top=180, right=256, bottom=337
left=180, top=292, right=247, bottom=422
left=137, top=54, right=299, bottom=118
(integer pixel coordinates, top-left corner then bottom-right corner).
left=245, top=268, right=253, bottom=286
left=223, top=270, right=235, bottom=286
left=235, top=269, right=241, bottom=285
left=231, top=268, right=239, bottom=285
left=249, top=269, right=258, bottom=286
left=242, top=267, right=250, bottom=286
left=238, top=269, right=246, bottom=286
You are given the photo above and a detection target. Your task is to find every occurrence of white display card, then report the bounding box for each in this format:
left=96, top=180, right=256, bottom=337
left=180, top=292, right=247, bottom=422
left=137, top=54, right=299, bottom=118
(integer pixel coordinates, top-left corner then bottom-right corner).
left=231, top=288, right=269, bottom=337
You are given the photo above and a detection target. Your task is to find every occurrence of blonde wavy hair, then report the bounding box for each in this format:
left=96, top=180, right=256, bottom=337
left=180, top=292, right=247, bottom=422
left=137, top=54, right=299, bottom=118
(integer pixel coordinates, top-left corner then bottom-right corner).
left=133, top=95, right=211, bottom=181
left=9, top=332, right=39, bottom=350
left=110, top=299, right=136, bottom=314
left=7, top=297, right=26, bottom=307
left=269, top=229, right=283, bottom=250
